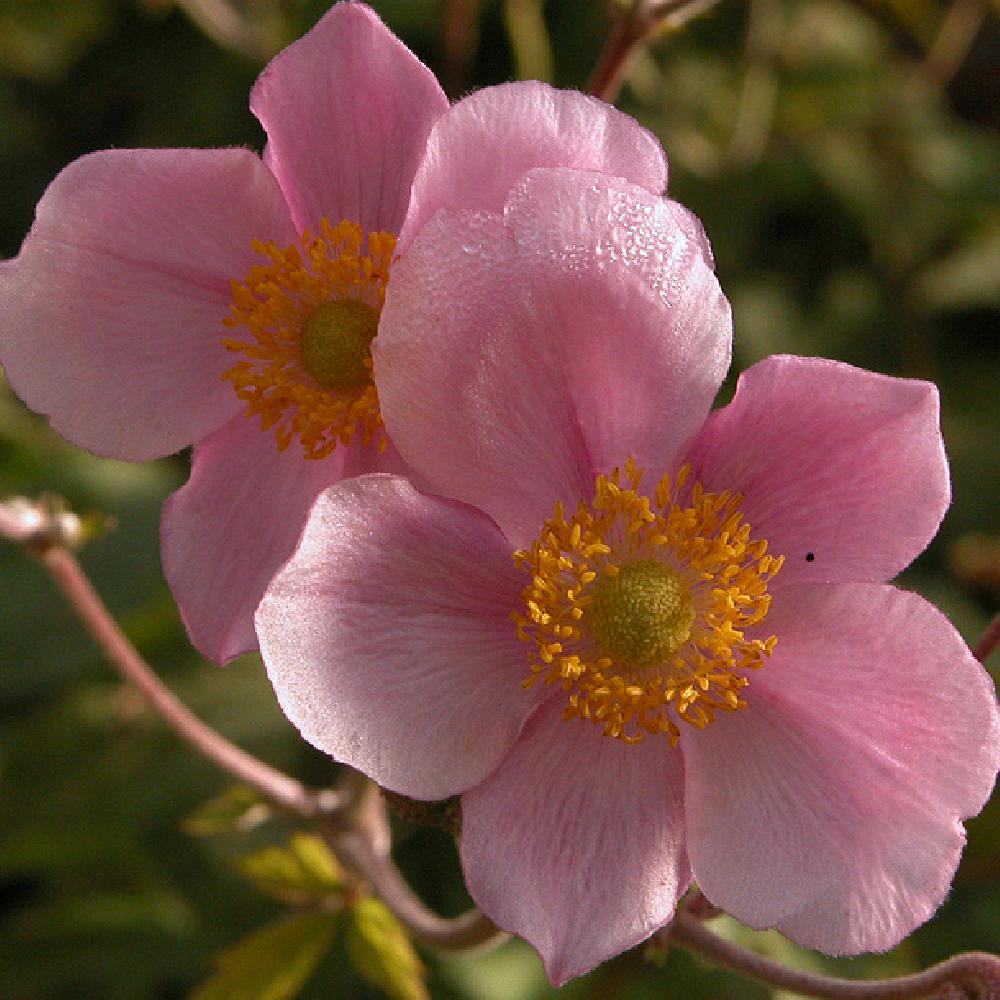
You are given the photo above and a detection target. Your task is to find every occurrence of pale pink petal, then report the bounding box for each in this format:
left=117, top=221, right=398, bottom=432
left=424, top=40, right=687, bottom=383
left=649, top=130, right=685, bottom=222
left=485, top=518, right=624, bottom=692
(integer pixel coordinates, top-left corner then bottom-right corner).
left=0, top=148, right=296, bottom=460
left=462, top=698, right=691, bottom=985
left=683, top=355, right=950, bottom=587
left=251, top=2, right=448, bottom=236
left=161, top=415, right=402, bottom=664
left=667, top=200, right=715, bottom=268
left=398, top=80, right=667, bottom=252
left=683, top=583, right=1000, bottom=954
left=377, top=170, right=730, bottom=547
left=256, top=476, right=544, bottom=799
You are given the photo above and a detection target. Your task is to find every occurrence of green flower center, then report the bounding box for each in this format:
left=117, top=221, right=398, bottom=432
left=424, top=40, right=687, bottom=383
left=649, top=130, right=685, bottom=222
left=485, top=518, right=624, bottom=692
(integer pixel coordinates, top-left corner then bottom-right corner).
left=298, top=298, right=379, bottom=391
left=587, top=559, right=695, bottom=666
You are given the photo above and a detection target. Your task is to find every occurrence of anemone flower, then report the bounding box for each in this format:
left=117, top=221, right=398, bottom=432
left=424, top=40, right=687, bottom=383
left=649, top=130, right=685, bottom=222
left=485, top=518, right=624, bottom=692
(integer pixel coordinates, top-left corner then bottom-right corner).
left=0, top=2, right=672, bottom=662
left=257, top=167, right=1000, bottom=984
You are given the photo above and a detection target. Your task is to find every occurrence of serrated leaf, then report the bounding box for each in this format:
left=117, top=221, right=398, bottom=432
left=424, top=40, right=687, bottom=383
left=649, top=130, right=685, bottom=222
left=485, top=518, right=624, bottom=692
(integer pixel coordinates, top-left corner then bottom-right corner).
left=182, top=785, right=272, bottom=837
left=234, top=833, right=341, bottom=904
left=191, top=912, right=337, bottom=1000
left=344, top=897, right=428, bottom=1000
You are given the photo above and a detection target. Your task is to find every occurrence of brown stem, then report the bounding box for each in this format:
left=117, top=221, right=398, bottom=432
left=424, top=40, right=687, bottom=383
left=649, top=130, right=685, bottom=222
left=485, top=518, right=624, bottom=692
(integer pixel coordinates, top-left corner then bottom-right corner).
left=442, top=0, right=481, bottom=97
left=586, top=8, right=650, bottom=103
left=38, top=544, right=333, bottom=819
left=973, top=612, right=1000, bottom=664
left=586, top=0, right=724, bottom=104
left=4, top=502, right=504, bottom=953
left=669, top=911, right=1000, bottom=1000
left=920, top=0, right=986, bottom=89
left=328, top=824, right=507, bottom=953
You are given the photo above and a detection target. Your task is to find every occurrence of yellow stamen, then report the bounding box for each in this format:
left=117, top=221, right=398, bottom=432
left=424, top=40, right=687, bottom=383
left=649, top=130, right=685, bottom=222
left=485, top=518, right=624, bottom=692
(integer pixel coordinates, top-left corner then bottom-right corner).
left=512, top=458, right=784, bottom=745
left=222, top=219, right=396, bottom=459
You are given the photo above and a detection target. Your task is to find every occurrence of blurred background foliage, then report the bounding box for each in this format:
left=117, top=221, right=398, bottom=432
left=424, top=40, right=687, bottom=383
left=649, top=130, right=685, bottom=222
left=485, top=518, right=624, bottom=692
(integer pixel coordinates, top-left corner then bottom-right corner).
left=0, top=0, right=998, bottom=997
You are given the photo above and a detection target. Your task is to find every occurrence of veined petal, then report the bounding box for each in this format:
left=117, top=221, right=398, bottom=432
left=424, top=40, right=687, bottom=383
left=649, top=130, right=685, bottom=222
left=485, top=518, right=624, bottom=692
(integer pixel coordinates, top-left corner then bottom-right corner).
left=161, top=414, right=402, bottom=664
left=0, top=148, right=296, bottom=460
left=399, top=80, right=668, bottom=252
left=251, top=2, right=448, bottom=235
left=683, top=355, right=950, bottom=587
left=256, top=476, right=543, bottom=799
left=683, top=583, right=1000, bottom=954
left=462, top=697, right=691, bottom=986
left=376, top=170, right=730, bottom=547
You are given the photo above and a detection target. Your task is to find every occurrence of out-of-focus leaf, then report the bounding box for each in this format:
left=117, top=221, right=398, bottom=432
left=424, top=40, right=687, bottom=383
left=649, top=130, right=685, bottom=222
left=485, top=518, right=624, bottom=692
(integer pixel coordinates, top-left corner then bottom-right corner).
left=183, top=785, right=272, bottom=837
left=344, top=897, right=428, bottom=1000
left=0, top=0, right=113, bottom=81
left=504, top=0, right=553, bottom=83
left=234, top=833, right=341, bottom=904
left=917, top=219, right=1000, bottom=310
left=191, top=912, right=338, bottom=1000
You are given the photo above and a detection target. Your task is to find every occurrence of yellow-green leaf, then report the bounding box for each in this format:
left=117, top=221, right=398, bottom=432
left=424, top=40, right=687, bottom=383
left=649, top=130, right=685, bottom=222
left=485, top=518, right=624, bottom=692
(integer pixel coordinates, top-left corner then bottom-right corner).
left=344, top=897, right=428, bottom=1000
left=234, top=833, right=341, bottom=904
left=191, top=912, right=337, bottom=1000
left=182, top=785, right=271, bottom=837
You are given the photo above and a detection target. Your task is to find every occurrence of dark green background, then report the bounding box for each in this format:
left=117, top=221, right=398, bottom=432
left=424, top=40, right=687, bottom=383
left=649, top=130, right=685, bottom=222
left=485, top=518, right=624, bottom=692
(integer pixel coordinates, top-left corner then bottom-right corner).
left=1, top=1, right=998, bottom=997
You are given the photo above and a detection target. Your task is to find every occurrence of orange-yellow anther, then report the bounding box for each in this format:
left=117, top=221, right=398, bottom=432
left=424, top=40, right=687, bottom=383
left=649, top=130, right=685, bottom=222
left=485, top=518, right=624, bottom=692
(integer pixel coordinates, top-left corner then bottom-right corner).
left=513, top=459, right=783, bottom=745
left=222, top=219, right=395, bottom=459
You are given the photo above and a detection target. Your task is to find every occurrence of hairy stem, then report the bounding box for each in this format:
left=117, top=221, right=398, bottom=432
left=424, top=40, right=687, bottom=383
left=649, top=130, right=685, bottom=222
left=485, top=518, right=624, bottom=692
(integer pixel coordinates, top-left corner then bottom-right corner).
left=670, top=911, right=1000, bottom=1000
left=36, top=541, right=334, bottom=818
left=587, top=0, right=723, bottom=103
left=328, top=823, right=507, bottom=953
left=3, top=502, right=503, bottom=953
left=973, top=611, right=1000, bottom=664
left=587, top=7, right=650, bottom=102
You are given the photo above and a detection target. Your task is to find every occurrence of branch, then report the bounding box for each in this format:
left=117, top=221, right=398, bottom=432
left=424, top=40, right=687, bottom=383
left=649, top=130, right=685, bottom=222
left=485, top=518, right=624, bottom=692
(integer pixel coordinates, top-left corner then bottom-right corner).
left=586, top=7, right=651, bottom=103
left=669, top=911, right=1000, bottom=1000
left=919, top=0, right=986, bottom=89
left=587, top=0, right=723, bottom=103
left=4, top=496, right=504, bottom=953
left=328, top=823, right=507, bottom=953
left=1, top=498, right=334, bottom=819
left=973, top=611, right=1000, bottom=664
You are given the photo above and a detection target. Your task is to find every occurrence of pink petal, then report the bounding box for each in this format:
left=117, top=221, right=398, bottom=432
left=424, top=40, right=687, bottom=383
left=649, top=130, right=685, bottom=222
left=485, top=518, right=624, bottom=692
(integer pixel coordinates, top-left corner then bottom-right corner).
left=461, top=698, right=691, bottom=985
left=683, top=355, right=950, bottom=587
left=398, top=80, right=668, bottom=252
left=667, top=200, right=715, bottom=268
left=0, top=148, right=296, bottom=460
left=682, top=583, right=1000, bottom=954
left=251, top=2, right=448, bottom=236
left=376, top=169, right=730, bottom=547
left=161, top=414, right=401, bottom=664
left=256, top=476, right=544, bottom=799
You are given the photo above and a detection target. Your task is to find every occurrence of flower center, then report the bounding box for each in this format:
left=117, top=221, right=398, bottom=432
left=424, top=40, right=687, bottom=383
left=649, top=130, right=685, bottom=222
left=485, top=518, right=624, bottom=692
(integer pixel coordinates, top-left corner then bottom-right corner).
left=588, top=560, right=695, bottom=666
left=298, top=298, right=379, bottom=391
left=513, top=459, right=784, bottom=745
left=222, top=219, right=395, bottom=459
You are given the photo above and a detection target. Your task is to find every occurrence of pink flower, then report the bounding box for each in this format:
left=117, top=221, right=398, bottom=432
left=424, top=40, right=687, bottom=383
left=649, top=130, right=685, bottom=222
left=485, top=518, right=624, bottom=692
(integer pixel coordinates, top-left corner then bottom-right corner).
left=0, top=3, right=670, bottom=663
left=256, top=168, right=1000, bottom=984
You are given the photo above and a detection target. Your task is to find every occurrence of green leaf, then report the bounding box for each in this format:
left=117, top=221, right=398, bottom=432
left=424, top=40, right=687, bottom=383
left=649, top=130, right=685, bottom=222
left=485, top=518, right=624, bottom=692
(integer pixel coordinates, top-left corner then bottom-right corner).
left=234, top=833, right=341, bottom=904
left=344, top=897, right=428, bottom=1000
left=191, top=912, right=337, bottom=1000
left=182, top=785, right=271, bottom=837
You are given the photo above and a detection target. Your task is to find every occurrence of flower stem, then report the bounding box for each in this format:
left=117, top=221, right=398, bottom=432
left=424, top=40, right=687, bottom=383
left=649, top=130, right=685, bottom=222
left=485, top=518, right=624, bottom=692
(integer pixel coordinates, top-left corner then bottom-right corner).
left=586, top=0, right=723, bottom=103
left=587, top=7, right=650, bottom=103
left=2, top=497, right=503, bottom=953
left=326, top=821, right=507, bottom=953
left=41, top=544, right=337, bottom=817
left=669, top=911, right=1000, bottom=1000
left=973, top=611, right=1000, bottom=664
left=0, top=497, right=333, bottom=819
